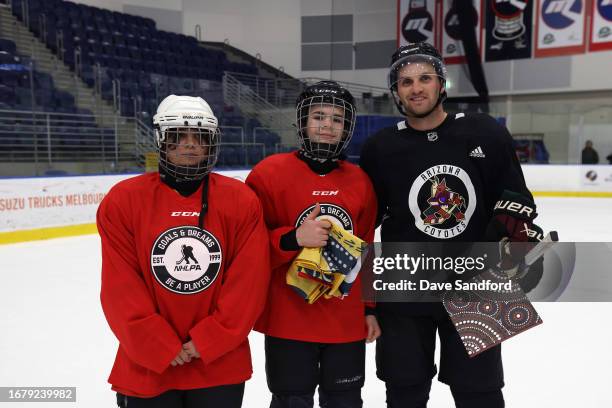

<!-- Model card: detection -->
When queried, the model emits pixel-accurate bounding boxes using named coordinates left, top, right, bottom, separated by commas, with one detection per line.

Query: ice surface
left=1, top=197, right=611, bottom=407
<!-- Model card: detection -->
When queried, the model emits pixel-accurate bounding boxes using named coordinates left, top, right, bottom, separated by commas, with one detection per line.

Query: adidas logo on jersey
left=469, top=146, right=486, bottom=158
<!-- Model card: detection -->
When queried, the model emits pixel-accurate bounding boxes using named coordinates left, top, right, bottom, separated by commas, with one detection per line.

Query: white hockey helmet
left=152, top=95, right=220, bottom=181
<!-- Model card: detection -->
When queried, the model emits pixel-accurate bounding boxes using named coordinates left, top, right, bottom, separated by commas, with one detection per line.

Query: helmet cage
left=296, top=95, right=356, bottom=160
left=154, top=125, right=220, bottom=181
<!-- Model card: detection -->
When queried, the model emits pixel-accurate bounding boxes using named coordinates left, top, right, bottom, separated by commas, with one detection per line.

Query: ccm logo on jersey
left=312, top=190, right=339, bottom=196
left=171, top=211, right=200, bottom=217
left=494, top=200, right=533, bottom=217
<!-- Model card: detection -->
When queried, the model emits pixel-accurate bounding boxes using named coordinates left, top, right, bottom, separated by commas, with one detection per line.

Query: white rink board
left=522, top=164, right=612, bottom=192
left=0, top=174, right=131, bottom=233
left=0, top=170, right=251, bottom=233
left=0, top=166, right=611, bottom=233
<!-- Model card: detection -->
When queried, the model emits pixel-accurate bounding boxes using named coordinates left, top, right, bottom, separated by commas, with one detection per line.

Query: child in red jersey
left=98, top=95, right=270, bottom=408
left=246, top=81, right=380, bottom=408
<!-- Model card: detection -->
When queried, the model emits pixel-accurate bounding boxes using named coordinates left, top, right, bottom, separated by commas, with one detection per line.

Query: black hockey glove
left=485, top=190, right=544, bottom=292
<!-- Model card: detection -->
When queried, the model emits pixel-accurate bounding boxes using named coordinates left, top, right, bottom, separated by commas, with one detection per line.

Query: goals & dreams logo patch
left=151, top=226, right=222, bottom=294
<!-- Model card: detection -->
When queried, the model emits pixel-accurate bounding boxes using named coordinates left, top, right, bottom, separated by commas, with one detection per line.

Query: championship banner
left=590, top=0, right=612, bottom=51
left=441, top=0, right=484, bottom=64
left=535, top=0, right=587, bottom=57
left=398, top=0, right=439, bottom=48
left=485, top=0, right=534, bottom=61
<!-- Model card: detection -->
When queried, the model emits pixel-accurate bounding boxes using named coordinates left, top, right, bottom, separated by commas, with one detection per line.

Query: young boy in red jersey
left=98, top=95, right=270, bottom=408
left=246, top=81, right=380, bottom=408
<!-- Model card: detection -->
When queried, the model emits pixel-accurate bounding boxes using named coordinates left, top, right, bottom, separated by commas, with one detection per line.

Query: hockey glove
left=485, top=190, right=544, bottom=292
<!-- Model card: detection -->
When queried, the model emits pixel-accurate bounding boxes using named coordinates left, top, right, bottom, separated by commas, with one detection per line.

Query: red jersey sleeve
left=245, top=166, right=299, bottom=269
left=189, top=194, right=270, bottom=365
left=98, top=189, right=183, bottom=375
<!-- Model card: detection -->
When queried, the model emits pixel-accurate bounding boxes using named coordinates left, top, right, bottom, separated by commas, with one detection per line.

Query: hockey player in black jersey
left=359, top=42, right=545, bottom=408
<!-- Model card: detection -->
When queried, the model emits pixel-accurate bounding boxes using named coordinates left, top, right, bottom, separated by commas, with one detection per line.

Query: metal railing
left=222, top=72, right=294, bottom=144
left=133, top=117, right=276, bottom=169
left=0, top=108, right=139, bottom=175
left=218, top=142, right=267, bottom=167
left=134, top=115, right=155, bottom=151
left=225, top=72, right=394, bottom=113
left=20, top=0, right=28, bottom=28
left=133, top=120, right=250, bottom=155
left=252, top=126, right=294, bottom=143
left=302, top=76, right=389, bottom=97
left=225, top=72, right=302, bottom=107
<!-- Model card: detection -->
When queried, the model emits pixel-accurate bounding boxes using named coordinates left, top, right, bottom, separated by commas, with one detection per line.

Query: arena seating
left=10, top=0, right=257, bottom=116
left=346, top=115, right=403, bottom=162
left=0, top=37, right=116, bottom=155
left=0, top=39, right=76, bottom=112
left=5, top=0, right=283, bottom=167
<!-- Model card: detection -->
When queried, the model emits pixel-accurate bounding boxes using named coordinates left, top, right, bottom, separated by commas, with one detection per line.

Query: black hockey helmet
left=388, top=42, right=447, bottom=116
left=295, top=80, right=356, bottom=160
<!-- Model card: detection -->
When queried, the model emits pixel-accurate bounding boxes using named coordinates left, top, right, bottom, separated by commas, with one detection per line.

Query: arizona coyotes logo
left=408, top=164, right=476, bottom=239
left=422, top=177, right=467, bottom=225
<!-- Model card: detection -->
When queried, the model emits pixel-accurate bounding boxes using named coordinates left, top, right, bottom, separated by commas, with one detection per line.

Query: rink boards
left=1, top=165, right=611, bottom=244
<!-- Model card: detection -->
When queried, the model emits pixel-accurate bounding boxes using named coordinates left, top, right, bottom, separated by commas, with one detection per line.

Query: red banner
left=535, top=0, right=587, bottom=57
left=590, top=0, right=612, bottom=51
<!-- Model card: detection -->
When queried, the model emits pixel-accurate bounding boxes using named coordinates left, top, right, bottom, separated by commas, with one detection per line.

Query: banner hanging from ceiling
left=441, top=0, right=484, bottom=64
left=398, top=0, right=440, bottom=48
left=485, top=0, right=534, bottom=61
left=590, top=0, right=612, bottom=51
left=535, top=0, right=587, bottom=57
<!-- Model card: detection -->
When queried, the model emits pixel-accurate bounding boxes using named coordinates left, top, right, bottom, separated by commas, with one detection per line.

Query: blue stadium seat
left=54, top=89, right=75, bottom=108
left=14, top=86, right=33, bottom=106
left=0, top=84, right=16, bottom=103
left=0, top=39, right=17, bottom=55
left=3, top=0, right=260, bottom=131
left=0, top=69, right=28, bottom=87
left=34, top=72, right=53, bottom=89
left=0, top=51, right=20, bottom=64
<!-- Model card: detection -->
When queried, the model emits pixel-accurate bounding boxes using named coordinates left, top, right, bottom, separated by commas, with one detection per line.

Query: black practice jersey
left=360, top=112, right=531, bottom=243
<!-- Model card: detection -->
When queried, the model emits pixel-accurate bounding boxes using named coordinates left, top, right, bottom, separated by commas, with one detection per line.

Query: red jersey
left=245, top=152, right=377, bottom=343
left=97, top=172, right=270, bottom=397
